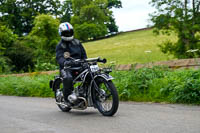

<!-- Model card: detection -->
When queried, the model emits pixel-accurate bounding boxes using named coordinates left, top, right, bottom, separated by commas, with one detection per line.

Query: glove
left=64, top=60, right=81, bottom=67
left=72, top=61, right=81, bottom=67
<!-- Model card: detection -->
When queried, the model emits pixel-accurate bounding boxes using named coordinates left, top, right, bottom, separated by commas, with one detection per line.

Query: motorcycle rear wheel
left=92, top=78, right=119, bottom=116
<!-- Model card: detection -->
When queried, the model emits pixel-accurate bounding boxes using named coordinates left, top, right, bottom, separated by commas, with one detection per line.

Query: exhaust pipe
left=56, top=97, right=88, bottom=110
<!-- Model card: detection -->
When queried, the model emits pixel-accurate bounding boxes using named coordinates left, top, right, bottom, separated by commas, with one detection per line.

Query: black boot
left=61, top=69, right=73, bottom=103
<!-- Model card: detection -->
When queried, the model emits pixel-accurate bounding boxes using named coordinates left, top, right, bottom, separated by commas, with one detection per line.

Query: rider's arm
left=56, top=45, right=67, bottom=68
left=56, top=44, right=80, bottom=68
left=80, top=43, right=87, bottom=59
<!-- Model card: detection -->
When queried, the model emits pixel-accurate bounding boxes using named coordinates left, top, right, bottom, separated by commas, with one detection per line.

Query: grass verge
left=0, top=67, right=200, bottom=105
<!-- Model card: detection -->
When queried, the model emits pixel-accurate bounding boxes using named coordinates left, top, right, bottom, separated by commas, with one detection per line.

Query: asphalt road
left=0, top=96, right=200, bottom=133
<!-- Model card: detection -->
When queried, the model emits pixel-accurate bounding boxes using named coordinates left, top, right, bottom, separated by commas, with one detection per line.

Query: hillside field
left=84, top=29, right=177, bottom=65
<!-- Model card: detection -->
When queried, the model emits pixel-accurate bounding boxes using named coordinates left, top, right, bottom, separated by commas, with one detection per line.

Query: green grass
left=1, top=67, right=200, bottom=104
left=0, top=74, right=54, bottom=97
left=84, top=29, right=177, bottom=64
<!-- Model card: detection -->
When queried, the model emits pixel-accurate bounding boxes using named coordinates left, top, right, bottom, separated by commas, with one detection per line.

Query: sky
left=112, top=0, right=155, bottom=32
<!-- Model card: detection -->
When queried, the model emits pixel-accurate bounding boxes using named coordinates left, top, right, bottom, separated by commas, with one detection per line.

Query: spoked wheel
left=54, top=80, right=71, bottom=112
left=92, top=77, right=119, bottom=116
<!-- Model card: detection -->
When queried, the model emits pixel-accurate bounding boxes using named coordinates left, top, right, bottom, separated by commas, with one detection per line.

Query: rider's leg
left=61, top=69, right=73, bottom=102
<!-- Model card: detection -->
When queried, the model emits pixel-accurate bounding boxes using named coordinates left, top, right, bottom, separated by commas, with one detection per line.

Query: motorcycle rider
left=56, top=22, right=87, bottom=104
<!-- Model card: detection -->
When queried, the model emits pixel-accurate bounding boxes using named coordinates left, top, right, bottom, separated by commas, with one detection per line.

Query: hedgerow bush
left=0, top=74, right=54, bottom=97
left=0, top=67, right=200, bottom=104
left=113, top=67, right=200, bottom=104
left=5, top=42, right=35, bottom=72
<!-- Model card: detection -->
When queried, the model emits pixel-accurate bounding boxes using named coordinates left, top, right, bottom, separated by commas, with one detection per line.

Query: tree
left=75, top=23, right=107, bottom=41
left=0, top=25, right=17, bottom=73
left=0, top=0, right=61, bottom=36
left=0, top=25, right=18, bottom=54
left=5, top=42, right=35, bottom=72
left=107, top=0, right=122, bottom=33
left=60, top=0, right=73, bottom=23
left=107, top=0, right=122, bottom=9
left=0, top=24, right=35, bottom=72
left=71, top=0, right=110, bottom=41
left=150, top=0, right=200, bottom=58
left=28, top=14, right=60, bottom=54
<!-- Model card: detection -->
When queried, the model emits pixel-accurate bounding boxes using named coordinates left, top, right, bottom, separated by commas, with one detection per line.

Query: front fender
left=94, top=73, right=114, bottom=81
left=87, top=73, right=114, bottom=107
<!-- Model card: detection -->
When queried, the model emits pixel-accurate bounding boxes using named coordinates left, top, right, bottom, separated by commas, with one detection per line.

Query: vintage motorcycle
left=50, top=57, right=119, bottom=116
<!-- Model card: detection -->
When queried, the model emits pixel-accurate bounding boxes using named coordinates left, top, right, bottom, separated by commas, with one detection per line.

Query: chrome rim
left=97, top=82, right=113, bottom=112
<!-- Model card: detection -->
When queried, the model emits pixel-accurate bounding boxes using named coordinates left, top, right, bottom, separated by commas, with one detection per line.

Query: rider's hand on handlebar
left=73, top=61, right=82, bottom=67
left=64, top=60, right=81, bottom=67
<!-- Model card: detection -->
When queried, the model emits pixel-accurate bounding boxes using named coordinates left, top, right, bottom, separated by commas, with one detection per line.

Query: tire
left=54, top=79, right=72, bottom=112
left=92, top=77, right=119, bottom=116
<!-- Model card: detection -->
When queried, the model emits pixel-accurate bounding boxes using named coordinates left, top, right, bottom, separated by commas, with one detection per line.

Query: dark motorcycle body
left=50, top=57, right=119, bottom=116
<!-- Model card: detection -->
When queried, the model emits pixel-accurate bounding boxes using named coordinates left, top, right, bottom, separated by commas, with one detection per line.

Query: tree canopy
left=0, top=0, right=122, bottom=73
left=0, top=0, right=61, bottom=36
left=28, top=14, right=60, bottom=54
left=0, top=0, right=121, bottom=37
left=71, top=0, right=121, bottom=41
left=150, top=0, right=200, bottom=58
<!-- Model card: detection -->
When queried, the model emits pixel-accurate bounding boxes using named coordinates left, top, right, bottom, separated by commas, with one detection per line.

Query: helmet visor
left=61, top=29, right=74, bottom=37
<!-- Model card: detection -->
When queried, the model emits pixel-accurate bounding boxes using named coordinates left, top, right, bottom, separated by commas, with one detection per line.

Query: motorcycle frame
left=50, top=60, right=114, bottom=108
left=72, top=66, right=114, bottom=107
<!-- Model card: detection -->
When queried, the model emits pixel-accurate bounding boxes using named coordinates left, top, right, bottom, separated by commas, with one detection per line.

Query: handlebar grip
left=98, top=58, right=107, bottom=63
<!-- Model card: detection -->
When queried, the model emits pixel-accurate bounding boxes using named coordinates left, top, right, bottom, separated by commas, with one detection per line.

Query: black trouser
left=61, top=69, right=73, bottom=102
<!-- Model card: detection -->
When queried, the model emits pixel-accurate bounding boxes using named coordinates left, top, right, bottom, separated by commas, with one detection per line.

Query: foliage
left=0, top=0, right=61, bottom=36
left=75, top=23, right=108, bottom=41
left=0, top=56, right=12, bottom=73
left=1, top=67, right=200, bottom=104
left=0, top=74, right=54, bottom=97
left=0, top=0, right=122, bottom=39
left=34, top=60, right=58, bottom=71
left=106, top=17, right=119, bottom=33
left=5, top=42, right=35, bottom=72
left=113, top=67, right=168, bottom=101
left=0, top=14, right=60, bottom=73
left=71, top=0, right=122, bottom=41
left=106, top=0, right=122, bottom=33
left=0, top=25, right=18, bottom=73
left=150, top=0, right=200, bottom=59
left=1, top=28, right=176, bottom=73
left=22, top=14, right=60, bottom=71
left=0, top=25, right=18, bottom=53
left=107, top=0, right=122, bottom=8
left=60, top=0, right=73, bottom=23
left=113, top=67, right=200, bottom=104
left=71, top=0, right=108, bottom=41
left=28, top=14, right=60, bottom=55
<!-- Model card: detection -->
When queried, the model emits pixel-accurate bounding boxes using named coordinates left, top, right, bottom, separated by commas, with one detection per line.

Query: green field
left=84, top=29, right=177, bottom=65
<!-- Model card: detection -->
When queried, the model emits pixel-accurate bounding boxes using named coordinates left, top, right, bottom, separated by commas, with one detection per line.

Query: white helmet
left=58, top=22, right=74, bottom=41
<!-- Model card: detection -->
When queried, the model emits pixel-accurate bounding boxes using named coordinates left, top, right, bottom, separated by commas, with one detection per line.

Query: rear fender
left=51, top=76, right=63, bottom=92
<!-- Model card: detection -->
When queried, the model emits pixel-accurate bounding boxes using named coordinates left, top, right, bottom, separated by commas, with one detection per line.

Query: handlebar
left=86, top=57, right=107, bottom=63
left=75, top=57, right=107, bottom=64
left=97, top=58, right=107, bottom=63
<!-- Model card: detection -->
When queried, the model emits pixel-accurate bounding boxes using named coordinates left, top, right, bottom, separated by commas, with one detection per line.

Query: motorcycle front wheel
left=92, top=77, right=119, bottom=116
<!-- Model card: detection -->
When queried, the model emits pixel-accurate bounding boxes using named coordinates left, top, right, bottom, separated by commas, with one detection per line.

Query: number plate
left=90, top=65, right=99, bottom=72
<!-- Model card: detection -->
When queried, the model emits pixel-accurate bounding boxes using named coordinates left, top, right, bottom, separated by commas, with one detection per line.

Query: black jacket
left=56, top=39, right=87, bottom=69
